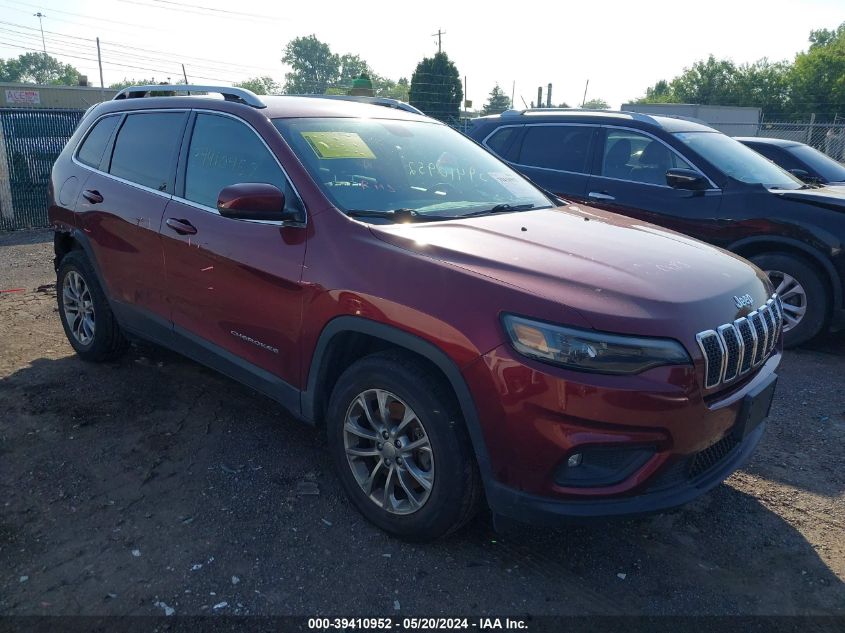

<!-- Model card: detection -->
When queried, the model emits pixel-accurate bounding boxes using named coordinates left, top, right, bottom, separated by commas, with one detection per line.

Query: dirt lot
left=1, top=230, right=843, bottom=619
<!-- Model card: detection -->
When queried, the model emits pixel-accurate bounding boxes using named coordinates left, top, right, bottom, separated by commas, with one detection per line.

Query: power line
left=115, top=0, right=275, bottom=23
left=0, top=38, right=241, bottom=82
left=127, top=0, right=278, bottom=20
left=0, top=0, right=174, bottom=31
left=0, top=19, right=282, bottom=76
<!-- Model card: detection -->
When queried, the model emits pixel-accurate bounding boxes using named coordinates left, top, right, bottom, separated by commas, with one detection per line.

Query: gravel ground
left=0, top=229, right=843, bottom=618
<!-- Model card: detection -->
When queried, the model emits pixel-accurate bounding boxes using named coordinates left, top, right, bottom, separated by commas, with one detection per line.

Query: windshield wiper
left=459, top=203, right=537, bottom=218
left=346, top=208, right=451, bottom=223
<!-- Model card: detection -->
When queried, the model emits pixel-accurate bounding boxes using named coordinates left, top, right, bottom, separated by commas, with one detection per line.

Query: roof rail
left=290, top=94, right=424, bottom=115
left=501, top=107, right=577, bottom=116
left=112, top=84, right=266, bottom=109
left=500, top=107, right=661, bottom=123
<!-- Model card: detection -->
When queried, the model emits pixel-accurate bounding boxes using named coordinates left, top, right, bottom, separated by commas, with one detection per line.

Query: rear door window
left=518, top=125, right=594, bottom=173
left=77, top=115, right=120, bottom=169
left=109, top=112, right=186, bottom=192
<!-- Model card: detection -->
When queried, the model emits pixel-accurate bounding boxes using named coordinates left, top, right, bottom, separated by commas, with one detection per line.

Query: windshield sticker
left=488, top=171, right=538, bottom=197
left=300, top=131, right=376, bottom=160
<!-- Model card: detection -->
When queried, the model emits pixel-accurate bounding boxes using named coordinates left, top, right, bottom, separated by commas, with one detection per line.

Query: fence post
left=0, top=117, right=13, bottom=227
left=806, top=113, right=815, bottom=144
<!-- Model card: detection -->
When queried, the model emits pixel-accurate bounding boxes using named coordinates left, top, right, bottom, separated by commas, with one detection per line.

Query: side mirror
left=217, top=183, right=303, bottom=222
left=666, top=168, right=710, bottom=191
left=788, top=168, right=816, bottom=184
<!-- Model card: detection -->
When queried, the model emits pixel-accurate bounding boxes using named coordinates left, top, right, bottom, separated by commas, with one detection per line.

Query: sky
left=0, top=0, right=842, bottom=109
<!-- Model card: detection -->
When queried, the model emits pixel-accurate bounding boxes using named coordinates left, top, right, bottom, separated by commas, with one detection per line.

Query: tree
left=376, top=77, right=410, bottom=102
left=409, top=52, right=462, bottom=123
left=808, top=22, right=845, bottom=49
left=108, top=77, right=162, bottom=90
left=0, top=52, right=80, bottom=85
left=734, top=59, right=790, bottom=117
left=482, top=83, right=511, bottom=115
left=234, top=76, right=281, bottom=95
left=634, top=56, right=789, bottom=115
left=280, top=35, right=408, bottom=101
left=338, top=54, right=372, bottom=86
left=789, top=22, right=845, bottom=119
left=633, top=22, right=845, bottom=119
left=641, top=79, right=675, bottom=103
left=281, top=34, right=339, bottom=94
left=582, top=98, right=609, bottom=109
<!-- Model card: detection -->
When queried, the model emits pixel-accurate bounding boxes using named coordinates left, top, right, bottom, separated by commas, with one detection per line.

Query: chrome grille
left=749, top=310, right=767, bottom=366
left=696, top=294, right=782, bottom=389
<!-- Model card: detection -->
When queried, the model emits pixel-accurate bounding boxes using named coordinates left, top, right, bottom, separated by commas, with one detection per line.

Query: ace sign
left=5, top=89, right=41, bottom=106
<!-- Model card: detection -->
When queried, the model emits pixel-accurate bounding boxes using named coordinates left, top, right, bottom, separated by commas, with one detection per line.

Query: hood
left=369, top=205, right=771, bottom=338
left=774, top=186, right=845, bottom=212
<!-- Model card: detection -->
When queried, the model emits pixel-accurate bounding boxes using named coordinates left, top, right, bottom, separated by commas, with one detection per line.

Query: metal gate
left=0, top=108, right=84, bottom=231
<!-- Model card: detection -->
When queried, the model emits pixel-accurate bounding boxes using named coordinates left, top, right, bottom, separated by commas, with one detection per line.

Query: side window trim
left=481, top=124, right=523, bottom=161
left=505, top=123, right=599, bottom=176
left=175, top=108, right=307, bottom=225
left=594, top=124, right=720, bottom=190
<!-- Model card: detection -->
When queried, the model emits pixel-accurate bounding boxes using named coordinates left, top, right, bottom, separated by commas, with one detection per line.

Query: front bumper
left=462, top=342, right=780, bottom=522
left=486, top=421, right=764, bottom=525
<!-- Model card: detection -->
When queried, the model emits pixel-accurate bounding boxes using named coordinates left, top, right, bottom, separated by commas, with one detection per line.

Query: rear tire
left=750, top=253, right=827, bottom=348
left=57, top=251, right=129, bottom=361
left=326, top=351, right=481, bottom=540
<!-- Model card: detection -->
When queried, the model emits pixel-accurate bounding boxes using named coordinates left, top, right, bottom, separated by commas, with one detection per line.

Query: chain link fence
left=0, top=108, right=84, bottom=231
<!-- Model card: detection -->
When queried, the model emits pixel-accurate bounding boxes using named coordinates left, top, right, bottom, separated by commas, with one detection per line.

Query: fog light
left=555, top=446, right=656, bottom=488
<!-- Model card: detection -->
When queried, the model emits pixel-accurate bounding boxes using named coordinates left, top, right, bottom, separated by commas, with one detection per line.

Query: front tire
left=57, top=251, right=129, bottom=361
left=750, top=253, right=827, bottom=348
left=327, top=351, right=481, bottom=540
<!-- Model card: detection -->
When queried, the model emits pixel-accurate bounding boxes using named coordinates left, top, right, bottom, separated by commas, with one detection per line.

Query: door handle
left=165, top=218, right=198, bottom=235
left=587, top=191, right=615, bottom=201
left=82, top=189, right=104, bottom=204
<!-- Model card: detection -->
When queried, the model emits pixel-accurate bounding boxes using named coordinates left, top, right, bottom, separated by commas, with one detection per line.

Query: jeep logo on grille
left=733, top=294, right=754, bottom=309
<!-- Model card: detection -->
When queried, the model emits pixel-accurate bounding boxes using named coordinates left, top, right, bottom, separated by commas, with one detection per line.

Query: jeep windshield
left=674, top=131, right=803, bottom=190
left=273, top=118, right=553, bottom=221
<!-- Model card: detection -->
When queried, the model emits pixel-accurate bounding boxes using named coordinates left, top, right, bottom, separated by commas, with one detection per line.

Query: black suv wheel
left=327, top=351, right=481, bottom=540
left=751, top=253, right=827, bottom=348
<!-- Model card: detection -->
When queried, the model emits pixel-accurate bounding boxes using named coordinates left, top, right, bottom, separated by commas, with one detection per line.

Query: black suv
left=469, top=109, right=845, bottom=347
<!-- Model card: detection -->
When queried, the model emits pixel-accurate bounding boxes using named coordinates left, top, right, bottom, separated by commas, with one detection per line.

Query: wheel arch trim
left=54, top=228, right=115, bottom=305
left=302, top=316, right=494, bottom=485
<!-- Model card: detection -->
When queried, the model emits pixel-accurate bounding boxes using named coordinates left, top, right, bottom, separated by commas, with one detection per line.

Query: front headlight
left=502, top=314, right=691, bottom=375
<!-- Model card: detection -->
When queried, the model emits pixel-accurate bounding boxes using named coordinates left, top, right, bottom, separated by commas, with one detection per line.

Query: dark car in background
left=469, top=110, right=845, bottom=346
left=736, top=137, right=845, bottom=186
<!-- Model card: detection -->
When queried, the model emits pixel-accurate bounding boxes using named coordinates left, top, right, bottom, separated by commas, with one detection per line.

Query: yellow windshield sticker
left=300, top=131, right=376, bottom=159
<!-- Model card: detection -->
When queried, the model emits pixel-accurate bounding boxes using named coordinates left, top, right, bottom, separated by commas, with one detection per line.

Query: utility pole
left=432, top=29, right=445, bottom=53
left=33, top=12, right=46, bottom=55
left=511, top=80, right=515, bottom=109
left=96, top=37, right=104, bottom=97
left=581, top=79, right=589, bottom=107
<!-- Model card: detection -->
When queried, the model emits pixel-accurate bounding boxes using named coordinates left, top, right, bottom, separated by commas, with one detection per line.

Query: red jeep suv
left=48, top=85, right=782, bottom=539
